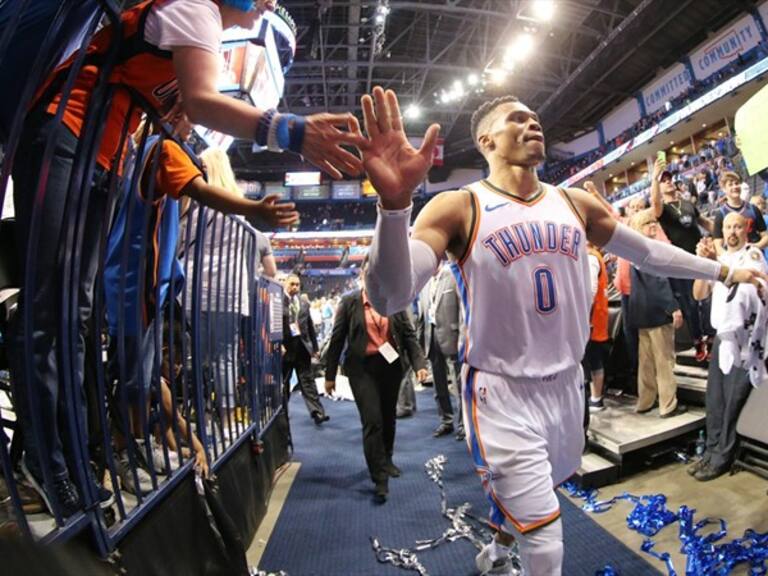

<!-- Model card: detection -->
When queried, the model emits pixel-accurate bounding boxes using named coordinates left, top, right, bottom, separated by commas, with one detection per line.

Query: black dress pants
left=429, top=338, right=454, bottom=426
left=705, top=335, right=753, bottom=470
left=349, top=355, right=402, bottom=483
left=283, top=343, right=325, bottom=419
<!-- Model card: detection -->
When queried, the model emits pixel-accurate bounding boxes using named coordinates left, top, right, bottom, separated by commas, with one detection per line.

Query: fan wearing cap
left=712, top=171, right=768, bottom=257
left=650, top=156, right=714, bottom=363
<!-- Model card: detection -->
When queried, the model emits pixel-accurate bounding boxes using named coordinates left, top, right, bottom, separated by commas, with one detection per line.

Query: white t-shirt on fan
left=144, top=0, right=223, bottom=54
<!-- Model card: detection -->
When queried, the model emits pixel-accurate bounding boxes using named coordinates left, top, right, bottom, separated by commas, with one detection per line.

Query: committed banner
left=642, top=63, right=693, bottom=114
left=688, top=14, right=761, bottom=80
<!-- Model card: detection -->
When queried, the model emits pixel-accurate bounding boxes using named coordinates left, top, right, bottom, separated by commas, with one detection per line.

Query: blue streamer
left=595, top=565, right=619, bottom=576
left=563, top=482, right=768, bottom=575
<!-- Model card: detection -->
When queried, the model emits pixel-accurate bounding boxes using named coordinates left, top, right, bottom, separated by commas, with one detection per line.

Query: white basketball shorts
left=461, top=364, right=585, bottom=534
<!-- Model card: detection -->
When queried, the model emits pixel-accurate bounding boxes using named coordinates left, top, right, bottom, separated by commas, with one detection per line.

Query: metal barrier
left=0, top=0, right=285, bottom=557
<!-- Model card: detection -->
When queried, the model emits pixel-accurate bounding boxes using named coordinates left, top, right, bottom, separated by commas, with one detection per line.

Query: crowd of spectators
left=291, top=194, right=432, bottom=232
left=541, top=43, right=767, bottom=185
left=607, top=136, right=740, bottom=207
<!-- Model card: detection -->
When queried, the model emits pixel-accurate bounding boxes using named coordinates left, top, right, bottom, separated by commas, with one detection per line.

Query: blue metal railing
left=0, top=0, right=285, bottom=556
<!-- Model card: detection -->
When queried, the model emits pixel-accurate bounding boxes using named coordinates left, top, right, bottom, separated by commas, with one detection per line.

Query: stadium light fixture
left=488, top=68, right=508, bottom=85
left=405, top=104, right=421, bottom=119
left=517, top=0, right=556, bottom=23
left=506, top=33, right=535, bottom=63
left=531, top=0, right=555, bottom=22
left=467, top=73, right=479, bottom=86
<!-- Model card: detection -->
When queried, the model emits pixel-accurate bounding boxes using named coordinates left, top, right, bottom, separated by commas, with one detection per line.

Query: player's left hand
left=356, top=86, right=440, bottom=209
left=731, top=267, right=768, bottom=289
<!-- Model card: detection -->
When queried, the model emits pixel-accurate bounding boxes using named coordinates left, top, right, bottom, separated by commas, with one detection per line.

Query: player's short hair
left=719, top=170, right=741, bottom=187
left=470, top=95, right=520, bottom=153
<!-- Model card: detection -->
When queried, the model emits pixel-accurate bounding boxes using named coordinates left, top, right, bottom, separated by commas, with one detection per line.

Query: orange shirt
left=143, top=140, right=202, bottom=200
left=38, top=1, right=177, bottom=171
left=362, top=290, right=391, bottom=356
left=589, top=247, right=609, bottom=342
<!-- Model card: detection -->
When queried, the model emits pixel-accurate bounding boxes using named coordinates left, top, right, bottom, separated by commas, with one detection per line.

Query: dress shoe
left=660, top=405, right=688, bottom=419
left=687, top=457, right=709, bottom=477
left=396, top=409, right=413, bottom=419
left=694, top=462, right=727, bottom=482
left=635, top=401, right=658, bottom=414
left=373, top=480, right=389, bottom=503
left=433, top=423, right=454, bottom=438
left=385, top=462, right=401, bottom=478
left=312, top=412, right=330, bottom=425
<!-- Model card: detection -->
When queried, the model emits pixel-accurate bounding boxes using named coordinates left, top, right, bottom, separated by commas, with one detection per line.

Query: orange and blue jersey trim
left=450, top=262, right=471, bottom=364
left=464, top=365, right=561, bottom=535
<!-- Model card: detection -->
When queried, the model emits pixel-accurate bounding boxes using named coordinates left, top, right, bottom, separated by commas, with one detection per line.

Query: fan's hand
left=245, top=194, right=299, bottom=228
left=301, top=113, right=368, bottom=179
left=357, top=87, right=440, bottom=210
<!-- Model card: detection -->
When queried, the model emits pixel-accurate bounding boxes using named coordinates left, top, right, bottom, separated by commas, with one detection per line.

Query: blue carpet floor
left=259, top=391, right=660, bottom=576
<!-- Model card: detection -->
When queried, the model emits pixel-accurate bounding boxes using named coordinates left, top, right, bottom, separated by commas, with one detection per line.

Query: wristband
left=267, top=113, right=290, bottom=152
left=288, top=115, right=306, bottom=154
left=377, top=202, right=413, bottom=217
left=254, top=108, right=277, bottom=147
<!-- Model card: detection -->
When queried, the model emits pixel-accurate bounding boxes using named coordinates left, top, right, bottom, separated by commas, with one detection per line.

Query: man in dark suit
left=419, top=264, right=465, bottom=440
left=324, top=259, right=428, bottom=503
left=282, top=274, right=328, bottom=425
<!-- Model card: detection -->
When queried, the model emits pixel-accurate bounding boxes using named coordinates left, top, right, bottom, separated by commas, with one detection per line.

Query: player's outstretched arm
left=355, top=86, right=445, bottom=314
left=573, top=187, right=768, bottom=288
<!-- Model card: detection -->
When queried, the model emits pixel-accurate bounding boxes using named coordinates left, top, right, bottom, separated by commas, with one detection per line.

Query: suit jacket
left=324, top=289, right=427, bottom=380
left=418, top=266, right=462, bottom=357
left=283, top=293, right=318, bottom=357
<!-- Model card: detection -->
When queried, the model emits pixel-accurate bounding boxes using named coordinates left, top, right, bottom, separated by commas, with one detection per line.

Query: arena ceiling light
left=516, top=0, right=556, bottom=23
left=506, top=33, right=535, bottom=63
left=404, top=104, right=421, bottom=120
left=531, top=0, right=556, bottom=22
left=488, top=68, right=509, bottom=85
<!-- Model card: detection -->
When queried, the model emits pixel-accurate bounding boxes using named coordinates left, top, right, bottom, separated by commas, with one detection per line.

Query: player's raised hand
left=357, top=87, right=440, bottom=209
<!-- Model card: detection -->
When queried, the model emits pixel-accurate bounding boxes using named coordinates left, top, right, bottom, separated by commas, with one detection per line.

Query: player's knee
left=516, top=517, right=564, bottom=576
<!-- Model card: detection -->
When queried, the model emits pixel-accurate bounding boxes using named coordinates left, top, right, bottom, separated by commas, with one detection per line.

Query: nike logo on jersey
left=485, top=202, right=510, bottom=212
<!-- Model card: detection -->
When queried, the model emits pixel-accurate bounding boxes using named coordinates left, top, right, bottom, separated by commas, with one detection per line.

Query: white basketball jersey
left=450, top=180, right=591, bottom=378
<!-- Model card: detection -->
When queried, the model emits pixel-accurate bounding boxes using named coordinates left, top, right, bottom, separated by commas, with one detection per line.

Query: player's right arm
left=365, top=191, right=467, bottom=315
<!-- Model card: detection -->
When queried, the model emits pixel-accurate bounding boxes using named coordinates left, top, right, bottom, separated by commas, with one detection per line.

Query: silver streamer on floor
left=370, top=454, right=523, bottom=575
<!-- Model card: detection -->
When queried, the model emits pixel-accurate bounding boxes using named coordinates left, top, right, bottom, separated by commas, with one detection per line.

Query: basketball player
left=353, top=87, right=767, bottom=576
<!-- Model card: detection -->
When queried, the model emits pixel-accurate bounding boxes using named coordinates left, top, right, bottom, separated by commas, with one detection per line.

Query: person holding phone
left=650, top=154, right=714, bottom=362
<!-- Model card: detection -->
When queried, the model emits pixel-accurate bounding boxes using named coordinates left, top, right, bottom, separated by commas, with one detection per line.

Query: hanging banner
left=641, top=63, right=693, bottom=114
left=689, top=14, right=761, bottom=80
left=759, top=0, right=768, bottom=34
